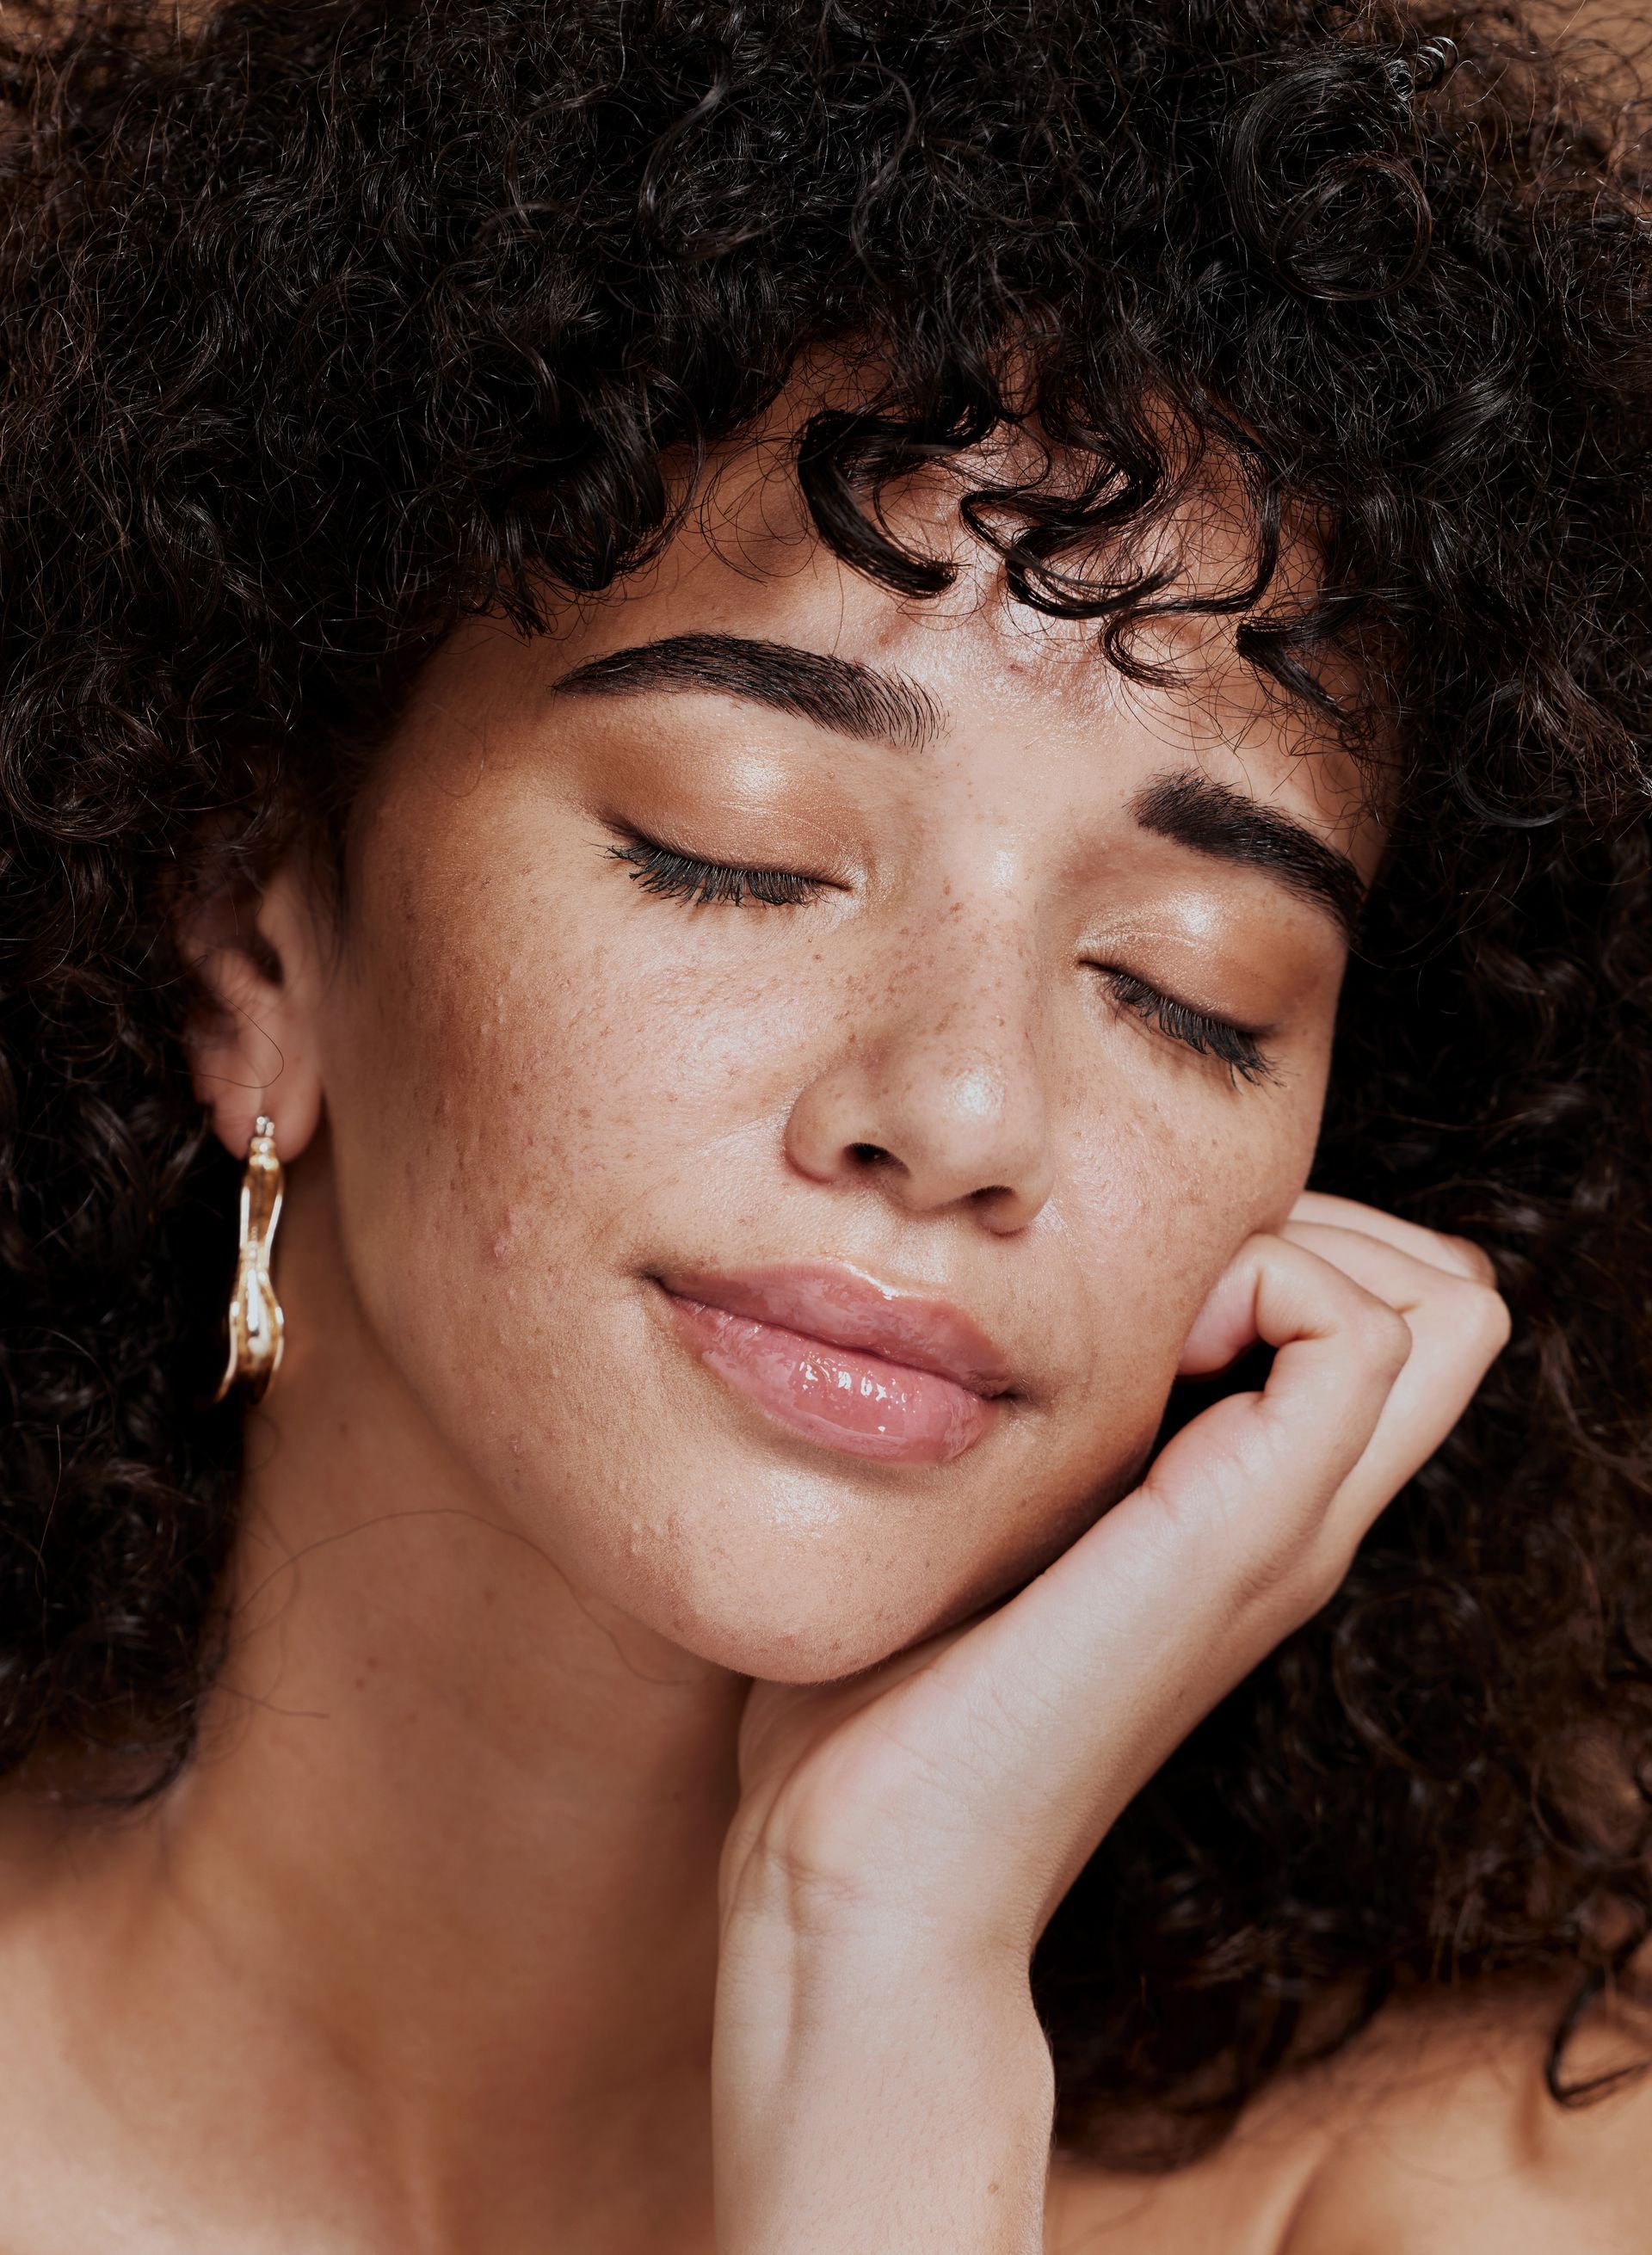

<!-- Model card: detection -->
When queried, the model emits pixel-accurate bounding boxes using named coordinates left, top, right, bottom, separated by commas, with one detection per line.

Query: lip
left=654, top=1263, right=1015, bottom=1466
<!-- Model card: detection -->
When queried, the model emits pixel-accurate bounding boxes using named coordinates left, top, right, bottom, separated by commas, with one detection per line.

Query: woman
left=1, top=0, right=1649, bottom=2246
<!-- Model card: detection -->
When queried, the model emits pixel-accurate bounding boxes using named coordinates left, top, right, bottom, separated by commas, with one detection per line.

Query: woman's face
left=256, top=444, right=1381, bottom=1681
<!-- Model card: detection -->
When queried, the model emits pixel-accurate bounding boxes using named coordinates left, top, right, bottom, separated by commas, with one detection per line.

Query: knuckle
left=1301, top=1532, right=1359, bottom=1614
left=1441, top=1233, right=1499, bottom=1288
left=1470, top=1284, right=1513, bottom=1354
left=737, top=1794, right=897, bottom=1936
left=1232, top=1525, right=1350, bottom=1630
left=1227, top=1539, right=1297, bottom=1617
left=1356, top=1299, right=1413, bottom=1374
left=1226, top=1478, right=1348, bottom=1616
left=1433, top=1274, right=1513, bottom=1358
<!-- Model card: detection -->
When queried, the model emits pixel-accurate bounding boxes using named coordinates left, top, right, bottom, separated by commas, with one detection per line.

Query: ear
left=176, top=856, right=328, bottom=1166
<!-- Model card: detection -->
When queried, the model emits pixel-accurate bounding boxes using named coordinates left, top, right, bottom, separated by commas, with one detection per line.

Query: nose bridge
left=892, top=903, right=1043, bottom=1137
left=785, top=881, right=1056, bottom=1227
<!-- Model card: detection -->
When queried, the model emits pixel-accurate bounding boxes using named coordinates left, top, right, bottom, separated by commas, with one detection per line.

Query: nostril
left=848, top=1141, right=895, bottom=1168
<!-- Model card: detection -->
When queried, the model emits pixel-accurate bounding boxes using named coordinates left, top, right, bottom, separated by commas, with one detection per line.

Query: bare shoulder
left=1279, top=1976, right=1652, bottom=2255
left=1044, top=1975, right=1652, bottom=2255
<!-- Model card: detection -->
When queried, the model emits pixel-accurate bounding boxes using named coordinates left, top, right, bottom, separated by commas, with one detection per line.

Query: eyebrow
left=1131, top=769, right=1366, bottom=939
left=552, top=632, right=943, bottom=750
left=555, top=634, right=1364, bottom=936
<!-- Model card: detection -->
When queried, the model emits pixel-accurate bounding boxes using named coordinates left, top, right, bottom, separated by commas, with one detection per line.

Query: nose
left=783, top=935, right=1055, bottom=1233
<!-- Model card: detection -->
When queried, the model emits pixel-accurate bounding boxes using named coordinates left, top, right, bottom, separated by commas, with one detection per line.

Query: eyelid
left=604, top=819, right=843, bottom=881
left=604, top=825, right=840, bottom=909
left=1100, top=966, right=1277, bottom=1086
left=607, top=826, right=1277, bottom=1081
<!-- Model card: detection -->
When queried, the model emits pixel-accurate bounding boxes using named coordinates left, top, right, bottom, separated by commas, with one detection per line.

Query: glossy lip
left=658, top=1262, right=1017, bottom=1396
left=651, top=1262, right=1018, bottom=1467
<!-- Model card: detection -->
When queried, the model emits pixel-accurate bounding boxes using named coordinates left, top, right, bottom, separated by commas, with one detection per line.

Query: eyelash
left=1106, top=969, right=1274, bottom=1086
left=607, top=835, right=826, bottom=908
left=608, top=835, right=1274, bottom=1084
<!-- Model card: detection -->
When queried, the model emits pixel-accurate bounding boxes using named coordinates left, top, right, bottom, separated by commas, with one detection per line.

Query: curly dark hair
left=2, top=0, right=1650, bottom=2169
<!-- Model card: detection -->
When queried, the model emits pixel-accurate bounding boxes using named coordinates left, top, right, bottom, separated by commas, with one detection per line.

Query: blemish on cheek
left=489, top=1205, right=523, bottom=1265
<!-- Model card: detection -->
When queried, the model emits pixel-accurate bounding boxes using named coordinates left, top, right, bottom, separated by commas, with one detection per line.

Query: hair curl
left=2, top=0, right=1650, bottom=2168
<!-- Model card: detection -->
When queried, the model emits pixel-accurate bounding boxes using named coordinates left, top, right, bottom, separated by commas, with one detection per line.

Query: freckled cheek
left=1058, top=1093, right=1322, bottom=1379
left=329, top=872, right=815, bottom=1283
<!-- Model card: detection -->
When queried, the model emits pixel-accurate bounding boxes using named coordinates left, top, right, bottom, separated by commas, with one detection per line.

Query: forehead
left=522, top=412, right=1385, bottom=882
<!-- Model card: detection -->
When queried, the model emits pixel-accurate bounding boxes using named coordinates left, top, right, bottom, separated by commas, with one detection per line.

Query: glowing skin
left=262, top=436, right=1374, bottom=1686
left=0, top=416, right=1478, bottom=2255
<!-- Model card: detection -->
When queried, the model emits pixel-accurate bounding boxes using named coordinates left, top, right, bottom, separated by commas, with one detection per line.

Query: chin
left=648, top=1591, right=952, bottom=1685
left=589, top=1485, right=1063, bottom=1686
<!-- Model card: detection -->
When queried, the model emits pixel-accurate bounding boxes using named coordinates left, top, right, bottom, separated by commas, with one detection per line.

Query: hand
left=712, top=1194, right=1510, bottom=2253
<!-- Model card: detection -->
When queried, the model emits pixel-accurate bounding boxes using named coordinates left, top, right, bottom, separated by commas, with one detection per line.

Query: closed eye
left=608, top=832, right=1276, bottom=1082
left=1101, top=968, right=1275, bottom=1085
left=606, top=832, right=833, bottom=908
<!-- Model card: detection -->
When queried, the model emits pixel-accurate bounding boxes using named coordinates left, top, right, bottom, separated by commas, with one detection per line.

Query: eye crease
left=607, top=832, right=1275, bottom=1086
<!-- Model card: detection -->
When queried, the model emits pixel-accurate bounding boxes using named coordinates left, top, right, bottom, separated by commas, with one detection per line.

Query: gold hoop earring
left=214, top=1114, right=286, bottom=1404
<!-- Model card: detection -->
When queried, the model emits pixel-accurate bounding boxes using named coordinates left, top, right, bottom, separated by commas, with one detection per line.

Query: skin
left=1044, top=1974, right=1652, bottom=2252
left=0, top=424, right=1556, bottom=2252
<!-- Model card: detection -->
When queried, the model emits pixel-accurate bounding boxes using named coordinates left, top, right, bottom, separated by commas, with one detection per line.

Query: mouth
left=651, top=1262, right=1017, bottom=1467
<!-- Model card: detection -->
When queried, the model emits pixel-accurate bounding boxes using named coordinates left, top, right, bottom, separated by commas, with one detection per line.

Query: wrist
left=713, top=1920, right=1054, bottom=2255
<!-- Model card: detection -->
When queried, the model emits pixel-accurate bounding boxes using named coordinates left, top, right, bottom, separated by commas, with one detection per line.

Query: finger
left=1285, top=1190, right=1496, bottom=1286
left=1277, top=1227, right=1510, bottom=1540
left=791, top=1235, right=1439, bottom=1957
left=961, top=1235, right=1416, bottom=1925
left=1280, top=1217, right=1501, bottom=1314
left=818, top=1232, right=1495, bottom=1954
left=933, top=1238, right=1407, bottom=1824
left=1177, top=1216, right=1415, bottom=1375
left=1179, top=1200, right=1493, bottom=1377
left=1146, top=1231, right=1415, bottom=1559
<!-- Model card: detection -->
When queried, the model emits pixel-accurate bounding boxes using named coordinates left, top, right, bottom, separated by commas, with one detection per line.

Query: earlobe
left=176, top=858, right=326, bottom=1167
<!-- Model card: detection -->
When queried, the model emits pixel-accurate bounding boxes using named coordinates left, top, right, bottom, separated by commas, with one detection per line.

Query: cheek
left=309, top=796, right=1333, bottom=1683
left=327, top=847, right=761, bottom=1280
left=315, top=820, right=845, bottom=1525
left=1055, top=1065, right=1326, bottom=1396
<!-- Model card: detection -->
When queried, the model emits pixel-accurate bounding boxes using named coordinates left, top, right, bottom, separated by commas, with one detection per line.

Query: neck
left=41, top=1189, right=747, bottom=2252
